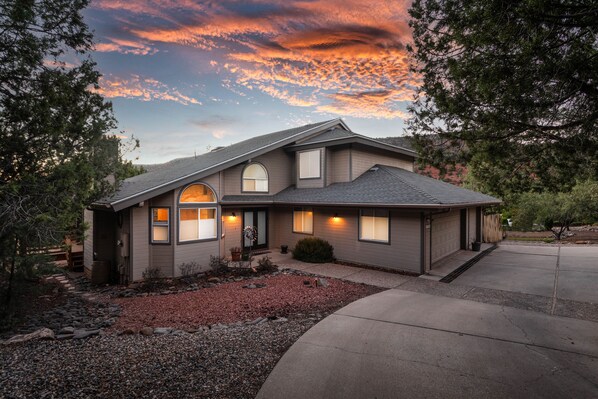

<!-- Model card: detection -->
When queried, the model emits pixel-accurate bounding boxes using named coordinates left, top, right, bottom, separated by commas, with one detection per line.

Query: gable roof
left=94, top=119, right=349, bottom=211
left=221, top=165, right=500, bottom=208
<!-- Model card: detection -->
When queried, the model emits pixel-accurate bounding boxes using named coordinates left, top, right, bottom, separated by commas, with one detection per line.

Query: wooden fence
left=483, top=214, right=503, bottom=243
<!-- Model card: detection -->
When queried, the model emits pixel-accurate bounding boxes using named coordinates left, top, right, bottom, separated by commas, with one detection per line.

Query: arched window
left=242, top=163, right=268, bottom=192
left=178, top=183, right=217, bottom=242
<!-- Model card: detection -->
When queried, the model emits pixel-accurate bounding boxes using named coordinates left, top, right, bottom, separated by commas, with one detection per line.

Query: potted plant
left=472, top=241, right=481, bottom=251
left=230, top=246, right=242, bottom=261
left=280, top=244, right=288, bottom=254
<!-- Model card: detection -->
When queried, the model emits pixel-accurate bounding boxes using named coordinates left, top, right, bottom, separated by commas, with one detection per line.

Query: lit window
left=151, top=207, right=170, bottom=244
left=293, top=207, right=313, bottom=234
left=180, top=183, right=216, bottom=203
left=299, top=150, right=321, bottom=179
left=178, top=183, right=218, bottom=242
left=242, top=163, right=268, bottom=192
left=359, top=209, right=389, bottom=243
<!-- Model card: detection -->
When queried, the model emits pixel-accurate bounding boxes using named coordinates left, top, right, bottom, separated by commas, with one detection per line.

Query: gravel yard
left=1, top=272, right=381, bottom=398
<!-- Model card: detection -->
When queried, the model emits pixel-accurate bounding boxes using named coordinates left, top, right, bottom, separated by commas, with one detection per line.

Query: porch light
left=229, top=212, right=237, bottom=221
left=333, top=213, right=340, bottom=222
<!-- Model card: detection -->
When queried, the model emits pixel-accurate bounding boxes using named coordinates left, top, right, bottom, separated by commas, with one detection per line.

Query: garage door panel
left=432, top=211, right=460, bottom=263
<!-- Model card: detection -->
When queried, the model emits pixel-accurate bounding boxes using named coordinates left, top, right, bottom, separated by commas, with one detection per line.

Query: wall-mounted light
left=232, top=212, right=236, bottom=218
left=332, top=213, right=340, bottom=222
left=229, top=212, right=237, bottom=222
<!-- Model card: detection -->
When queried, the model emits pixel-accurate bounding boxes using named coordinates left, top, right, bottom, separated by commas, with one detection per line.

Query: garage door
left=431, top=210, right=461, bottom=264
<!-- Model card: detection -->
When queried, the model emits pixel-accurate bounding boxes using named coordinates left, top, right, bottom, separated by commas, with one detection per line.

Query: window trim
left=358, top=209, right=391, bottom=245
left=176, top=182, right=219, bottom=245
left=298, top=149, right=322, bottom=180
left=241, top=162, right=269, bottom=193
left=292, top=207, right=314, bottom=235
left=150, top=206, right=171, bottom=245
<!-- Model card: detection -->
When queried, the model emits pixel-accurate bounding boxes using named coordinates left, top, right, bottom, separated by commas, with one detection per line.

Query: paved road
left=258, top=245, right=598, bottom=399
left=453, top=244, right=598, bottom=304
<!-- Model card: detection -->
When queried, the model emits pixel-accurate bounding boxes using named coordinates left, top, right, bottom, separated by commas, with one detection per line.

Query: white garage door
left=431, top=210, right=461, bottom=264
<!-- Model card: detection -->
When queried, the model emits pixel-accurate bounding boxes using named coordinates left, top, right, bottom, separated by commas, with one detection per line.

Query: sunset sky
left=84, top=0, right=417, bottom=164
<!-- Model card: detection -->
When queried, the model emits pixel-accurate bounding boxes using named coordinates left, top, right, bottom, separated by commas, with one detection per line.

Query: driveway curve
left=257, top=289, right=598, bottom=399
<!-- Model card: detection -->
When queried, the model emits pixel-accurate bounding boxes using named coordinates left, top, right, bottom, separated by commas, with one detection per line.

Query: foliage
left=512, top=180, right=598, bottom=239
left=292, top=237, right=334, bottom=263
left=178, top=261, right=200, bottom=277
left=256, top=256, right=277, bottom=272
left=209, top=255, right=228, bottom=274
left=142, top=267, right=162, bottom=286
left=408, top=0, right=598, bottom=197
left=0, top=0, right=138, bottom=305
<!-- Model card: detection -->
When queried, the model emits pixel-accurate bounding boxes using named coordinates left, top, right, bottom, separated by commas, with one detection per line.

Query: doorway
left=242, top=209, right=268, bottom=250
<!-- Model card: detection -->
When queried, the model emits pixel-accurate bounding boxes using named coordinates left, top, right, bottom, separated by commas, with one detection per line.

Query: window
left=293, top=207, right=313, bottom=234
left=151, top=207, right=170, bottom=244
left=242, top=163, right=268, bottom=192
left=299, top=150, right=321, bottom=179
left=359, top=209, right=389, bottom=243
left=178, top=183, right=218, bottom=242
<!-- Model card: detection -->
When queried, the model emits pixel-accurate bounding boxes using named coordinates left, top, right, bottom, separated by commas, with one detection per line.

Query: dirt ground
left=505, top=225, right=598, bottom=244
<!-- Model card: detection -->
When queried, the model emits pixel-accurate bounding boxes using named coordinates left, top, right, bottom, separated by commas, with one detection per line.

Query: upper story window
left=299, top=150, right=321, bottom=179
left=178, top=183, right=217, bottom=242
left=242, top=163, right=268, bottom=192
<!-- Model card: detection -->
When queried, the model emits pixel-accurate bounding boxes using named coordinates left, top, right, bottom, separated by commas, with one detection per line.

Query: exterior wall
left=431, top=209, right=461, bottom=264
left=222, top=208, right=242, bottom=255
left=130, top=206, right=149, bottom=281
left=223, top=148, right=294, bottom=196
left=148, top=191, right=175, bottom=277
left=327, top=148, right=351, bottom=184
left=83, top=209, right=94, bottom=269
left=468, top=207, right=477, bottom=248
left=271, top=207, right=422, bottom=273
left=114, top=208, right=130, bottom=282
left=351, top=148, right=414, bottom=179
left=296, top=148, right=325, bottom=188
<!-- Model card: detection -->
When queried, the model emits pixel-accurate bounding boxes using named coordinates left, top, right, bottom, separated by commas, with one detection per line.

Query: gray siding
left=131, top=206, right=149, bottom=281
left=296, top=148, right=325, bottom=188
left=222, top=208, right=242, bottom=255
left=351, top=148, right=414, bottom=179
left=223, top=148, right=294, bottom=196
left=83, top=209, right=94, bottom=269
left=271, top=207, right=421, bottom=273
left=327, top=148, right=351, bottom=184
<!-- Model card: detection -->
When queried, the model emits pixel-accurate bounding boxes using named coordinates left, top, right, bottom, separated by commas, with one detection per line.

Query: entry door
left=243, top=209, right=268, bottom=250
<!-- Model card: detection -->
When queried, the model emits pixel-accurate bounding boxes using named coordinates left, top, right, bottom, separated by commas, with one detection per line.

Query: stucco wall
left=271, top=207, right=422, bottom=273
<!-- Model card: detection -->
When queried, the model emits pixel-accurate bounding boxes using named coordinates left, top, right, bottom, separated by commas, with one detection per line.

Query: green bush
left=292, top=237, right=334, bottom=263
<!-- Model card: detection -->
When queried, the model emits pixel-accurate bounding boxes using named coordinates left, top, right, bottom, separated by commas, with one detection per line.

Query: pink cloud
left=96, top=74, right=201, bottom=105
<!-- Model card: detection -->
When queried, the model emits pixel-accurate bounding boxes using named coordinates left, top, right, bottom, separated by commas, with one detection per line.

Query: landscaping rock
left=73, top=329, right=101, bottom=340
left=58, top=326, right=75, bottom=335
left=56, top=334, right=74, bottom=340
left=316, top=278, right=329, bottom=288
left=140, top=327, right=154, bottom=336
left=207, top=277, right=220, bottom=283
left=3, top=328, right=55, bottom=345
left=153, top=327, right=173, bottom=335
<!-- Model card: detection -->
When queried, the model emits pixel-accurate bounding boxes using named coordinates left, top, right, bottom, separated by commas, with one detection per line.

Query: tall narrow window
left=293, top=207, right=314, bottom=234
left=178, top=183, right=218, bottom=242
left=151, top=207, right=170, bottom=244
left=242, top=163, right=268, bottom=192
left=299, top=150, right=321, bottom=179
left=359, top=209, right=389, bottom=243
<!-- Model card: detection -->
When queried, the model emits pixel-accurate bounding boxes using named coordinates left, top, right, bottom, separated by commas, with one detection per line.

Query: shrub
left=257, top=255, right=277, bottom=272
left=142, top=266, right=162, bottom=288
left=209, top=255, right=228, bottom=274
left=292, top=237, right=334, bottom=263
left=178, top=261, right=200, bottom=277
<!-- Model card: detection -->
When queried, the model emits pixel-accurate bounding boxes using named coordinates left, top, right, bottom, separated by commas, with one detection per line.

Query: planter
left=231, top=251, right=241, bottom=261
left=280, top=245, right=288, bottom=254
left=472, top=242, right=481, bottom=252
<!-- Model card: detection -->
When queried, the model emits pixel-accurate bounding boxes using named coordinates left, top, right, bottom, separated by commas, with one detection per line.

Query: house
left=85, top=119, right=500, bottom=283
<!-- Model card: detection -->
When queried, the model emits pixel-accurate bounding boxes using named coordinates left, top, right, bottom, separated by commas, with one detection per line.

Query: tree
left=0, top=0, right=135, bottom=306
left=408, top=0, right=598, bottom=197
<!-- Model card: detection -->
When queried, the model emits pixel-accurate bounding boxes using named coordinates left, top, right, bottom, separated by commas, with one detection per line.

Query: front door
left=243, top=209, right=268, bottom=251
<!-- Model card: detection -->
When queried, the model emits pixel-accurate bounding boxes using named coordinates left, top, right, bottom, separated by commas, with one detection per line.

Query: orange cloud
left=96, top=75, right=201, bottom=105
left=92, top=0, right=418, bottom=119
left=95, top=37, right=158, bottom=55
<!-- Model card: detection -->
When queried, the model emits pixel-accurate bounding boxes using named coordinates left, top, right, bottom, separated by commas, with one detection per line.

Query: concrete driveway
left=452, top=244, right=598, bottom=304
left=258, top=289, right=598, bottom=399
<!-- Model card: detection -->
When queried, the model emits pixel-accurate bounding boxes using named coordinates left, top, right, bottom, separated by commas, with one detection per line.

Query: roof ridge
left=376, top=165, right=441, bottom=204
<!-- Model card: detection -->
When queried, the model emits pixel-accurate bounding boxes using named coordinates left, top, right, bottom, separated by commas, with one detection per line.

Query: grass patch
left=506, top=237, right=555, bottom=244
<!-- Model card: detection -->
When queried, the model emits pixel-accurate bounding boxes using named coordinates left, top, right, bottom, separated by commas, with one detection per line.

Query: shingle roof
left=221, top=165, right=500, bottom=207
left=97, top=119, right=345, bottom=211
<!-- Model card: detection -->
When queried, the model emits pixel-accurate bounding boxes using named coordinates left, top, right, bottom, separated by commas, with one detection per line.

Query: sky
left=84, top=0, right=418, bottom=164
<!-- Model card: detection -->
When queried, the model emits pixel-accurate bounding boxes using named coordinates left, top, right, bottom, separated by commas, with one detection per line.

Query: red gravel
left=112, top=274, right=380, bottom=330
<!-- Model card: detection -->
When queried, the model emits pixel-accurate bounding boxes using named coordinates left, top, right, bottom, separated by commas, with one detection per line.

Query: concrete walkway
left=258, top=289, right=598, bottom=399
left=423, top=243, right=494, bottom=280
left=268, top=252, right=411, bottom=288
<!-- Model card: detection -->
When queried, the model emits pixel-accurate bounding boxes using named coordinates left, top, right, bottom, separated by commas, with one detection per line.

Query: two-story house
left=85, top=119, right=500, bottom=282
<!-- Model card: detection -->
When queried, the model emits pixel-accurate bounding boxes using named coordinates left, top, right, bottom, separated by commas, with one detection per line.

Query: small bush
left=209, top=255, right=228, bottom=274
left=292, top=237, right=334, bottom=263
left=179, top=261, right=200, bottom=277
left=142, top=266, right=162, bottom=287
left=257, top=256, right=277, bottom=272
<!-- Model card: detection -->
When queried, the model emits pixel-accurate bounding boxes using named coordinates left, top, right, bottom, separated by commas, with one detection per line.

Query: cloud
left=96, top=74, right=201, bottom=105
left=91, top=0, right=418, bottom=119
left=95, top=37, right=158, bottom=55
